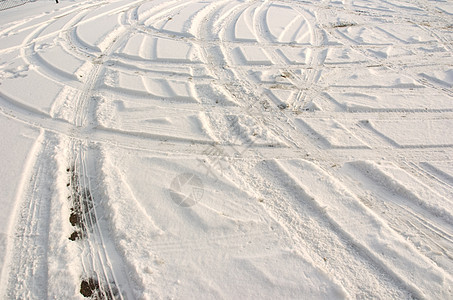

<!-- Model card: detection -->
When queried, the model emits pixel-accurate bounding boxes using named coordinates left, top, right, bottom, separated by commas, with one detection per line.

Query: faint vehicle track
left=341, top=161, right=453, bottom=275
left=2, top=132, right=55, bottom=299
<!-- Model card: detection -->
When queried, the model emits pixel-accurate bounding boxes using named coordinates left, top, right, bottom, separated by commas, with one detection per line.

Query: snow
left=233, top=6, right=257, bottom=42
left=297, top=118, right=369, bottom=149
left=233, top=46, right=273, bottom=65
left=370, top=119, right=453, bottom=147
left=0, top=114, right=39, bottom=284
left=1, top=0, right=453, bottom=299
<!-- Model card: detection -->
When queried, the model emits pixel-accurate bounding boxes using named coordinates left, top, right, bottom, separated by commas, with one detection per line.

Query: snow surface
left=0, top=0, right=453, bottom=299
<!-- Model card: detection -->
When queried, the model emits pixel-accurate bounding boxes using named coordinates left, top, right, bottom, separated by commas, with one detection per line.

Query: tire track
left=211, top=1, right=314, bottom=149
left=1, top=1, right=144, bottom=298
left=1, top=1, right=453, bottom=297
left=341, top=161, right=453, bottom=276
left=224, top=157, right=415, bottom=298
left=316, top=7, right=453, bottom=98
left=67, top=140, right=131, bottom=299
left=58, top=3, right=142, bottom=298
left=193, top=1, right=453, bottom=297
left=2, top=131, right=55, bottom=299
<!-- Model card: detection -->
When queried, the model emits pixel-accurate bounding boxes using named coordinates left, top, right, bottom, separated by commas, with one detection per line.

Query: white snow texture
left=0, top=0, right=453, bottom=299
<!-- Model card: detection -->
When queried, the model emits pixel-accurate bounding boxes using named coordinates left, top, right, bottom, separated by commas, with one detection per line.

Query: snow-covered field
left=0, top=0, right=452, bottom=298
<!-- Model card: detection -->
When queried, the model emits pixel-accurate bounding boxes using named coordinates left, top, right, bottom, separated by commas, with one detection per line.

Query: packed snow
left=0, top=0, right=452, bottom=299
